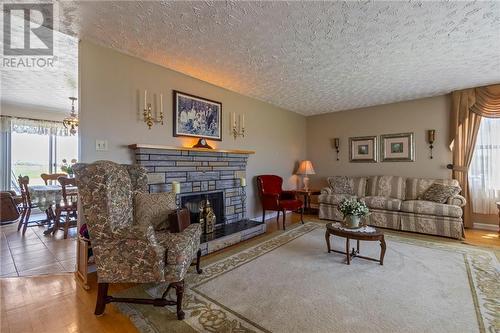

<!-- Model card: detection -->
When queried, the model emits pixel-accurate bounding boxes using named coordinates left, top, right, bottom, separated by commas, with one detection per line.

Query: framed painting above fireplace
left=173, top=90, right=222, bottom=141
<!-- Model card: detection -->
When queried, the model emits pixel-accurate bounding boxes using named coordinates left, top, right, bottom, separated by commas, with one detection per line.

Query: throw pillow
left=134, top=192, right=177, bottom=230
left=328, top=176, right=354, bottom=194
left=420, top=183, right=461, bottom=204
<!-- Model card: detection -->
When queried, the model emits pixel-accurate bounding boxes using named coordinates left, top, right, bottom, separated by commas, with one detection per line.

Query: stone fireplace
left=129, top=144, right=266, bottom=255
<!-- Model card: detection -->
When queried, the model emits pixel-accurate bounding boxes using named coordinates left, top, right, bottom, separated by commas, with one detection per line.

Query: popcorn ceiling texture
left=56, top=0, right=500, bottom=115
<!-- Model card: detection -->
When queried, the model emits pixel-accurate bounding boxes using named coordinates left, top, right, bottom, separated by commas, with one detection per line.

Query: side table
left=295, top=189, right=320, bottom=214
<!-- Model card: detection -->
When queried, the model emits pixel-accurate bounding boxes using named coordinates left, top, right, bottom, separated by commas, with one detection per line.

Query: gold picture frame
left=349, top=136, right=377, bottom=163
left=380, top=132, right=415, bottom=162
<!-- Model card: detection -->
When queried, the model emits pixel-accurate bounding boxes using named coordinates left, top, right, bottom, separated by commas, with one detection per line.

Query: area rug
left=116, top=222, right=499, bottom=333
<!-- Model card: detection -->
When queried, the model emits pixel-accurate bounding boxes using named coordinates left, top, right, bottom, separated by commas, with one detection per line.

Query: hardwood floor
left=1, top=213, right=498, bottom=333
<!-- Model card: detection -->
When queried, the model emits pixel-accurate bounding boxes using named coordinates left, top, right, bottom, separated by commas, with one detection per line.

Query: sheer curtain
left=468, top=117, right=500, bottom=215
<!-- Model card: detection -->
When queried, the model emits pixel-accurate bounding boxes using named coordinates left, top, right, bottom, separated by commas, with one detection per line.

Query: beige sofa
left=319, top=176, right=467, bottom=239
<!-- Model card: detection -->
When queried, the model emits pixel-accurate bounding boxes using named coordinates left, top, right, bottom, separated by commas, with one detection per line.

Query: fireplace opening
left=180, top=191, right=225, bottom=228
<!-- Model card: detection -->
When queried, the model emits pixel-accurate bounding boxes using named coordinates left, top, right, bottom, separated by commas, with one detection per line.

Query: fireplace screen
left=180, top=191, right=225, bottom=227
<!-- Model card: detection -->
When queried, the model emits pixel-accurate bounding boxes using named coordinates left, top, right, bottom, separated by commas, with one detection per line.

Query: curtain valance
left=0, top=115, right=70, bottom=136
left=471, top=84, right=500, bottom=118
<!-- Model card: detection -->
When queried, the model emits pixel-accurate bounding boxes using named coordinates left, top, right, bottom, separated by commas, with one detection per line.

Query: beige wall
left=306, top=95, right=453, bottom=189
left=79, top=40, right=307, bottom=219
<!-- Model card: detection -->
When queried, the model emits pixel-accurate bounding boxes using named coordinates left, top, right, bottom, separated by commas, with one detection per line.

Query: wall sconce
left=143, top=90, right=164, bottom=129
left=231, top=112, right=245, bottom=139
left=333, top=138, right=340, bottom=161
left=427, top=129, right=436, bottom=159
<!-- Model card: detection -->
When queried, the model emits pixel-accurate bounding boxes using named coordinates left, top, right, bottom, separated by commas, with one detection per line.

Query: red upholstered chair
left=257, top=175, right=303, bottom=230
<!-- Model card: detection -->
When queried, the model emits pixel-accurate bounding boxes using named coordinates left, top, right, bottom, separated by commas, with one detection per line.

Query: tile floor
left=0, top=216, right=77, bottom=277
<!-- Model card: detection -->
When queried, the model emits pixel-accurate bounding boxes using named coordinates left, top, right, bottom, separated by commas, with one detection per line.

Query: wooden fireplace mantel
left=129, top=144, right=255, bottom=155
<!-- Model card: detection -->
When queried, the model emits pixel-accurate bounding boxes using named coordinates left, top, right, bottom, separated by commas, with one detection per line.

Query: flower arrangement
left=61, top=158, right=77, bottom=176
left=338, top=198, right=369, bottom=217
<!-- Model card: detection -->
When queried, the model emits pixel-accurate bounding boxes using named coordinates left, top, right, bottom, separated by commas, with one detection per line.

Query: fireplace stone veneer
left=130, top=144, right=265, bottom=255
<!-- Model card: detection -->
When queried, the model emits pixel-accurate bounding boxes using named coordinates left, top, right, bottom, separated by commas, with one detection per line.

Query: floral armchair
left=73, top=160, right=202, bottom=320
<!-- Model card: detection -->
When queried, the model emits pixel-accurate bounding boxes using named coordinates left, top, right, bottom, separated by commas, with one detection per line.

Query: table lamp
left=297, top=160, right=315, bottom=191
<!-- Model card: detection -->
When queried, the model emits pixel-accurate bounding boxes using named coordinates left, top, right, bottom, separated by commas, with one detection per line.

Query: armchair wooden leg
left=174, top=280, right=185, bottom=320
left=276, top=211, right=280, bottom=229
left=95, top=282, right=109, bottom=315
left=196, top=249, right=203, bottom=274
left=262, top=210, right=266, bottom=223
left=282, top=210, right=286, bottom=230
left=300, top=207, right=304, bottom=224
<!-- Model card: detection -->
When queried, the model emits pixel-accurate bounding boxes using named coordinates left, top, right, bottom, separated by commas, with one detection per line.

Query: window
left=469, top=118, right=500, bottom=215
left=11, top=132, right=78, bottom=187
left=0, top=116, right=78, bottom=190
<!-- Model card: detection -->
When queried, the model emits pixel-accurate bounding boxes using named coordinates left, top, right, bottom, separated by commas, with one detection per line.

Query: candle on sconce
left=240, top=177, right=246, bottom=187
left=427, top=129, right=436, bottom=144
left=144, top=90, right=147, bottom=109
left=232, top=112, right=237, bottom=128
left=241, top=114, right=245, bottom=129
left=160, top=94, right=163, bottom=112
left=172, top=181, right=181, bottom=194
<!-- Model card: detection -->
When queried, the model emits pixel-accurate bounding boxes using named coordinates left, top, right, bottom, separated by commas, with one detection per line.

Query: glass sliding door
left=10, top=131, right=78, bottom=188
left=11, top=132, right=51, bottom=186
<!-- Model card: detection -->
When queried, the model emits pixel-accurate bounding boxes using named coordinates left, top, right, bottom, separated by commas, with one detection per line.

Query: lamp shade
left=297, top=160, right=316, bottom=175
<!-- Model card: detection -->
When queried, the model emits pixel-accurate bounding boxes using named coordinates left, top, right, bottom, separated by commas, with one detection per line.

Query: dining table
left=28, top=184, right=78, bottom=235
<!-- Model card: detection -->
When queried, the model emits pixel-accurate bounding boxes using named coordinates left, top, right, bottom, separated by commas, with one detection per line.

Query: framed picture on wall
left=173, top=90, right=222, bottom=141
left=380, top=132, right=415, bottom=162
left=349, top=136, right=377, bottom=162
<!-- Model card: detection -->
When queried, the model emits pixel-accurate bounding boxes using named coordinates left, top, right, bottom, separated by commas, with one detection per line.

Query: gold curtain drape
left=450, top=84, right=500, bottom=228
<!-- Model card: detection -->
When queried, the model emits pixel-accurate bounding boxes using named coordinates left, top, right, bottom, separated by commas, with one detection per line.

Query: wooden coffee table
left=325, top=222, right=386, bottom=265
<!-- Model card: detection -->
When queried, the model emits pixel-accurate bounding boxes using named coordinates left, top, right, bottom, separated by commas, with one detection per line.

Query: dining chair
left=17, top=176, right=46, bottom=235
left=41, top=173, right=67, bottom=185
left=52, top=176, right=78, bottom=239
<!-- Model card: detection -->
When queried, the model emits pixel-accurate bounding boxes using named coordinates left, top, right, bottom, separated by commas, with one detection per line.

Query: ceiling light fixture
left=63, top=97, right=79, bottom=135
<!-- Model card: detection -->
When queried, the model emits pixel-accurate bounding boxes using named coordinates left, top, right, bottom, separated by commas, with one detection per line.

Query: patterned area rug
left=116, top=222, right=499, bottom=333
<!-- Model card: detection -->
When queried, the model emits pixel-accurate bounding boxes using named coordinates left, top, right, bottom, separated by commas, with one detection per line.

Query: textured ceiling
left=0, top=12, right=78, bottom=113
left=6, top=1, right=500, bottom=116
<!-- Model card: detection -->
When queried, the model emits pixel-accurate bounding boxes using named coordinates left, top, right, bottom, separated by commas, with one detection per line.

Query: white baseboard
left=473, top=223, right=499, bottom=232
left=250, top=211, right=292, bottom=222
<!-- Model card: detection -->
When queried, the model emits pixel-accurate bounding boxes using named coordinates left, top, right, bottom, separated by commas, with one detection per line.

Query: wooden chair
left=41, top=173, right=67, bottom=185
left=52, top=176, right=78, bottom=239
left=17, top=176, right=46, bottom=235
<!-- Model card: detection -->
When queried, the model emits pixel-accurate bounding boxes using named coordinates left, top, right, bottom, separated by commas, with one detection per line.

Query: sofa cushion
left=405, top=178, right=460, bottom=201
left=401, top=200, right=462, bottom=218
left=327, top=176, right=367, bottom=197
left=367, top=176, right=406, bottom=200
left=420, top=183, right=461, bottom=204
left=318, top=193, right=356, bottom=205
left=361, top=196, right=402, bottom=211
left=327, top=176, right=353, bottom=194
